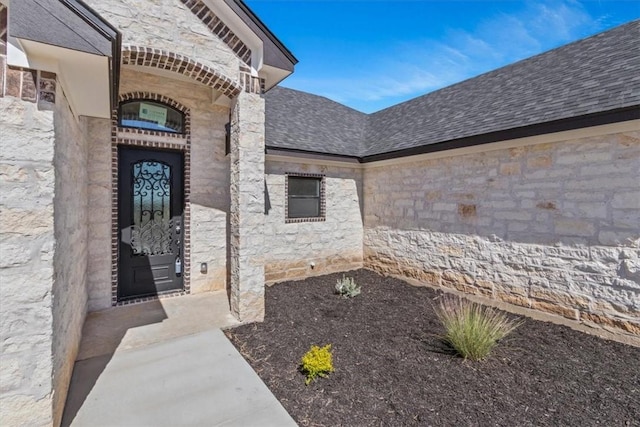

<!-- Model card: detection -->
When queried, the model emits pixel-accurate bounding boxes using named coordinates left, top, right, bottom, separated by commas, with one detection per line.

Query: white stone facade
left=1, top=2, right=639, bottom=426
left=229, top=91, right=266, bottom=322
left=0, top=95, right=57, bottom=427
left=0, top=82, right=90, bottom=426
left=1, top=0, right=269, bottom=423
left=264, top=159, right=363, bottom=282
left=83, top=0, right=241, bottom=81
left=51, top=85, right=90, bottom=427
left=363, top=127, right=640, bottom=336
left=85, top=116, right=112, bottom=310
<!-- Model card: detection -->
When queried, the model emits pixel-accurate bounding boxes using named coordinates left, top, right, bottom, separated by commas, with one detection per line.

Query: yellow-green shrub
left=300, top=344, right=334, bottom=385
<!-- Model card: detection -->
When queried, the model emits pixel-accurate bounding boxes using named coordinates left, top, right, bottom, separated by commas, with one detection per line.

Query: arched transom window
left=118, top=100, right=185, bottom=134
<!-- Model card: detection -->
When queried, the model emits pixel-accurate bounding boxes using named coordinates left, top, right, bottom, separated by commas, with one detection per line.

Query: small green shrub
left=300, top=344, right=334, bottom=385
left=335, top=275, right=361, bottom=298
left=435, top=296, right=521, bottom=361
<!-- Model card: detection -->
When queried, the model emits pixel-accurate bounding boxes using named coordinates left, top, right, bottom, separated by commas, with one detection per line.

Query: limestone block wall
left=363, top=126, right=640, bottom=336
left=229, top=91, right=266, bottom=322
left=84, top=0, right=240, bottom=80
left=86, top=69, right=230, bottom=310
left=189, top=91, right=230, bottom=294
left=264, top=160, right=364, bottom=283
left=0, top=97, right=56, bottom=425
left=86, top=117, right=112, bottom=310
left=51, top=86, right=90, bottom=426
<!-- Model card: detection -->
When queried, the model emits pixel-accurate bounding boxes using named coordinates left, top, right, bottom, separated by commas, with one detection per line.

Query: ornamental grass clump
left=335, top=275, right=361, bottom=298
left=435, top=296, right=521, bottom=361
left=300, top=344, right=334, bottom=385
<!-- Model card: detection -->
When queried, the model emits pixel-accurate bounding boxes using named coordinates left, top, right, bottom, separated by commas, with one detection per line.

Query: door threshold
left=116, top=289, right=188, bottom=307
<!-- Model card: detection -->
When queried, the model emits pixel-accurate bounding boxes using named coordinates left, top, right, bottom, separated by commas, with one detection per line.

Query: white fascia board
left=18, top=39, right=111, bottom=118
left=204, top=0, right=263, bottom=74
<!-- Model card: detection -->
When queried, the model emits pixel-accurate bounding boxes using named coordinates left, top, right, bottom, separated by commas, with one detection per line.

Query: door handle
left=175, top=256, right=182, bottom=275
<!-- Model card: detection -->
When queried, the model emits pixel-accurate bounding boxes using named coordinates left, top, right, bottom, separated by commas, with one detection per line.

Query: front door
left=118, top=147, right=184, bottom=300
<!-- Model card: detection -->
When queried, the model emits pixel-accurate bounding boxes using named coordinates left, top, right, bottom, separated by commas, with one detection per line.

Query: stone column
left=229, top=90, right=266, bottom=322
left=0, top=83, right=57, bottom=427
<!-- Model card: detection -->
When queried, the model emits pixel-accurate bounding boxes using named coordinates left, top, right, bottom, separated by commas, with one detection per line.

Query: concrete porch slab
left=63, top=329, right=296, bottom=426
left=63, top=291, right=296, bottom=426
left=77, top=291, right=240, bottom=361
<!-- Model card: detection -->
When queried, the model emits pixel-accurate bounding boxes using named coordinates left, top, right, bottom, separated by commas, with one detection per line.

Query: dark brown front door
left=118, top=147, right=184, bottom=301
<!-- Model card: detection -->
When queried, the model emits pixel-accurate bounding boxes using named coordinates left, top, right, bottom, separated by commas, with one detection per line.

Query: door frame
left=110, top=92, right=192, bottom=306
left=117, top=146, right=185, bottom=301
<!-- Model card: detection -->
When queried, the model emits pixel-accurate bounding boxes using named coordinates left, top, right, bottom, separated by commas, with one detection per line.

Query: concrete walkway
left=62, top=292, right=296, bottom=427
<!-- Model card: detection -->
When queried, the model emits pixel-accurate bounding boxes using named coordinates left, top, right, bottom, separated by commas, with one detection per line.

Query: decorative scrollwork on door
left=130, top=161, right=174, bottom=255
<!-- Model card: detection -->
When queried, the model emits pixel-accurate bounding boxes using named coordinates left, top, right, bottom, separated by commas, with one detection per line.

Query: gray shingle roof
left=265, top=86, right=367, bottom=157
left=11, top=0, right=115, bottom=57
left=265, top=20, right=640, bottom=159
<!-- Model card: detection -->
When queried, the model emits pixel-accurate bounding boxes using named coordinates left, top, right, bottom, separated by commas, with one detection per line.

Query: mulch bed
left=224, top=269, right=640, bottom=427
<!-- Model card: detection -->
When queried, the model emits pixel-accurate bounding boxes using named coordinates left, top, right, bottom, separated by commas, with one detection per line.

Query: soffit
left=8, top=0, right=120, bottom=118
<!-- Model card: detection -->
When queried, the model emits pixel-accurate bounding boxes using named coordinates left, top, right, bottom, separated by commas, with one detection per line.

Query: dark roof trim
left=227, top=0, right=298, bottom=65
left=361, top=106, right=639, bottom=163
left=266, top=147, right=361, bottom=164
left=269, top=106, right=638, bottom=164
left=60, top=0, right=118, bottom=41
left=60, top=0, right=121, bottom=110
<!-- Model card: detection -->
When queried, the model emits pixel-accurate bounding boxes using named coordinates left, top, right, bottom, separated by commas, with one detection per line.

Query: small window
left=119, top=100, right=185, bottom=134
left=286, top=174, right=325, bottom=222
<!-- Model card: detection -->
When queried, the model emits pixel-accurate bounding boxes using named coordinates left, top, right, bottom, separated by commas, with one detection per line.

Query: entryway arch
left=111, top=91, right=193, bottom=305
left=121, top=45, right=241, bottom=99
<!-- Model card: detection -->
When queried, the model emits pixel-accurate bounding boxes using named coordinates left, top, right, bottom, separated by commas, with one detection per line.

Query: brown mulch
left=224, top=269, right=640, bottom=427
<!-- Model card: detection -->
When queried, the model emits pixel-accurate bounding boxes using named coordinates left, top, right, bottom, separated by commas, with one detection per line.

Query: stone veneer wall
left=363, top=128, right=640, bottom=336
left=0, top=95, right=57, bottom=427
left=1, top=5, right=72, bottom=420
left=51, top=85, right=90, bottom=427
left=84, top=0, right=241, bottom=80
left=86, top=116, right=112, bottom=310
left=177, top=0, right=252, bottom=65
left=87, top=68, right=230, bottom=310
left=264, top=160, right=364, bottom=283
left=229, top=91, right=266, bottom=322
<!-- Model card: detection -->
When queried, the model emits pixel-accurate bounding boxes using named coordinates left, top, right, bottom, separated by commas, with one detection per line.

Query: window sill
left=285, top=216, right=326, bottom=224
left=117, top=126, right=187, bottom=139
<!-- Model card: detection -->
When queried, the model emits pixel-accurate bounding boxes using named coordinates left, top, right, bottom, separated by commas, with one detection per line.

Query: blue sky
left=246, top=1, right=639, bottom=113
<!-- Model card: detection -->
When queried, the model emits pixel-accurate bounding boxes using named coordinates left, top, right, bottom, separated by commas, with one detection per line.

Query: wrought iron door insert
left=118, top=147, right=184, bottom=300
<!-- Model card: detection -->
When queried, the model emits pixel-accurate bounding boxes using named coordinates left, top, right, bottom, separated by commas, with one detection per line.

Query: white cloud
left=284, top=0, right=606, bottom=113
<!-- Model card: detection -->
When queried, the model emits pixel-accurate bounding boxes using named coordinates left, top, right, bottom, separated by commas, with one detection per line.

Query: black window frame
left=285, top=173, right=326, bottom=223
left=118, top=99, right=186, bottom=135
